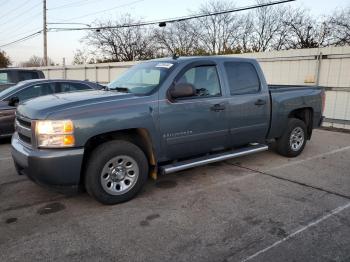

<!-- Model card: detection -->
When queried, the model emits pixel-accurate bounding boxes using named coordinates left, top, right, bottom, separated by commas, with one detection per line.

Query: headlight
left=36, top=120, right=75, bottom=148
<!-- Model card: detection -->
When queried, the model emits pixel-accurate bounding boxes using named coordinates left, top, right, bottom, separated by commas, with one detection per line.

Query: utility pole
left=43, top=0, right=48, bottom=66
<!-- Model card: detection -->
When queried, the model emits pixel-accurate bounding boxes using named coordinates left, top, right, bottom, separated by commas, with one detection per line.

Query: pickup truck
left=0, top=69, right=45, bottom=91
left=11, top=56, right=324, bottom=204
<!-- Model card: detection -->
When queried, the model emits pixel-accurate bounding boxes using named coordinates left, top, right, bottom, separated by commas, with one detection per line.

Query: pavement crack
left=225, top=162, right=350, bottom=201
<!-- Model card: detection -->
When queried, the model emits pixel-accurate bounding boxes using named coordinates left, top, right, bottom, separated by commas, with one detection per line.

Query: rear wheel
left=276, top=118, right=307, bottom=157
left=85, top=140, right=149, bottom=205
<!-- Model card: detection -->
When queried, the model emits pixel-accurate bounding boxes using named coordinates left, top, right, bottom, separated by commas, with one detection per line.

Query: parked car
left=11, top=57, right=325, bottom=204
left=0, top=69, right=45, bottom=92
left=0, top=79, right=103, bottom=137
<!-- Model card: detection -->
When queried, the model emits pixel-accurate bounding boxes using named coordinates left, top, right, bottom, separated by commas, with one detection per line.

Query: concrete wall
left=30, top=46, right=350, bottom=129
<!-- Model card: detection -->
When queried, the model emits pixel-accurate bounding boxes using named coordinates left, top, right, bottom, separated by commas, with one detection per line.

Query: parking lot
left=0, top=129, right=349, bottom=262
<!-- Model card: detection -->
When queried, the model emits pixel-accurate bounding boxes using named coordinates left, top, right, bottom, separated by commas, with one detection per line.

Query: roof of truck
left=150, top=55, right=257, bottom=63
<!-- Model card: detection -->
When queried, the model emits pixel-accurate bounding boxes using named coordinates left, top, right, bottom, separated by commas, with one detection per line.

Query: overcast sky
left=0, top=0, right=348, bottom=65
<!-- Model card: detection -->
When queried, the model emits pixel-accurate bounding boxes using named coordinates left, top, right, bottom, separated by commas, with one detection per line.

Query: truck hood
left=17, top=90, right=136, bottom=119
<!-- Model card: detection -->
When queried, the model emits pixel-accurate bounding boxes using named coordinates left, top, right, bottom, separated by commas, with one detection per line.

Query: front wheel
left=85, top=140, right=149, bottom=205
left=276, top=118, right=307, bottom=157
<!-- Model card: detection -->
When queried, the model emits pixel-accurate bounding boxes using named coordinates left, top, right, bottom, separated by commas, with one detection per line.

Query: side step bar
left=159, top=144, right=268, bottom=175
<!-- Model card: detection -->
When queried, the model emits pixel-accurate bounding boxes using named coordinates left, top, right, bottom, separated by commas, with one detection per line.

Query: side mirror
left=8, top=96, right=19, bottom=107
left=169, top=83, right=196, bottom=99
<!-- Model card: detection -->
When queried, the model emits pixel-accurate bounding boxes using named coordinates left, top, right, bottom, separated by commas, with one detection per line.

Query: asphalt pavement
left=0, top=129, right=349, bottom=262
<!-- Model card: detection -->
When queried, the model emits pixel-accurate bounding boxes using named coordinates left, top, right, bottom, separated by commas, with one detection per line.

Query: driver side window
left=177, top=65, right=221, bottom=98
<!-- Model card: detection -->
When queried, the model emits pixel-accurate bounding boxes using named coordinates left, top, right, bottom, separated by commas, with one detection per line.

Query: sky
left=0, top=0, right=349, bottom=66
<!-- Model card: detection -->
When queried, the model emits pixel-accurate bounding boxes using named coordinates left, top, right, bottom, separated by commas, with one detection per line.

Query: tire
left=276, top=118, right=307, bottom=158
left=85, top=140, right=149, bottom=205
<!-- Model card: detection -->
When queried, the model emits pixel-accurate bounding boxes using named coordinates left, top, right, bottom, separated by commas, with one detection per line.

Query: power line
left=48, top=22, right=91, bottom=27
left=48, top=0, right=106, bottom=11
left=0, top=11, right=42, bottom=37
left=49, top=0, right=296, bottom=32
left=57, top=0, right=145, bottom=22
left=5, top=27, right=42, bottom=43
left=0, top=1, right=42, bottom=28
left=0, top=31, right=42, bottom=48
left=0, top=0, right=37, bottom=23
left=0, top=0, right=295, bottom=49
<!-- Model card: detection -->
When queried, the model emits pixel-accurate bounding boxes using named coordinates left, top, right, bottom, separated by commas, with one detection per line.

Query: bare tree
left=72, top=49, right=96, bottom=65
left=20, top=55, right=55, bottom=67
left=153, top=21, right=201, bottom=56
left=195, top=0, right=242, bottom=55
left=82, top=15, right=156, bottom=62
left=238, top=14, right=254, bottom=53
left=283, top=8, right=330, bottom=49
left=77, top=3, right=350, bottom=62
left=270, top=6, right=296, bottom=51
left=328, top=7, right=350, bottom=46
left=0, top=50, right=11, bottom=68
left=249, top=0, right=287, bottom=52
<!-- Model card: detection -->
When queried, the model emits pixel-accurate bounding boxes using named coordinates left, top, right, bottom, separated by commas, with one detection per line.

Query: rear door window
left=224, top=62, right=260, bottom=95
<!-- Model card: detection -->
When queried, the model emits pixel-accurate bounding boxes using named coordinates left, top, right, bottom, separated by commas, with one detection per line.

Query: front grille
left=18, top=133, right=31, bottom=144
left=17, top=117, right=31, bottom=128
left=15, top=115, right=32, bottom=146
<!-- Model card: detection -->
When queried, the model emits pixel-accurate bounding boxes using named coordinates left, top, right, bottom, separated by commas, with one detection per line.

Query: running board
left=159, top=144, right=268, bottom=175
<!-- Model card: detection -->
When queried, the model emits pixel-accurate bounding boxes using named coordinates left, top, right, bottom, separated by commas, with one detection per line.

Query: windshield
left=108, top=61, right=175, bottom=95
left=0, top=82, right=26, bottom=100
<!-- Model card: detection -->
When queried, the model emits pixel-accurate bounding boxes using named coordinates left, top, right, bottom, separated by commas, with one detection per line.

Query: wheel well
left=80, top=129, right=157, bottom=184
left=288, top=107, right=313, bottom=139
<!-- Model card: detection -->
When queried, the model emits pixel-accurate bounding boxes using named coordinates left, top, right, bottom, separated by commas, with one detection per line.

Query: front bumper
left=11, top=133, right=84, bottom=193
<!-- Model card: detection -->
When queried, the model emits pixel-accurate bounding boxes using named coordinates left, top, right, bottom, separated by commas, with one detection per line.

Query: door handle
left=254, top=99, right=266, bottom=106
left=211, top=104, right=226, bottom=112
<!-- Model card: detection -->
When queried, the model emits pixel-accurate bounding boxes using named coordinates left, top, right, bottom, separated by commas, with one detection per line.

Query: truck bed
left=267, top=84, right=324, bottom=140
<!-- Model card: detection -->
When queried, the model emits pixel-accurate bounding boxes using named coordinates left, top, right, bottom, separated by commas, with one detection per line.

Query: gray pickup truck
left=11, top=56, right=324, bottom=204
